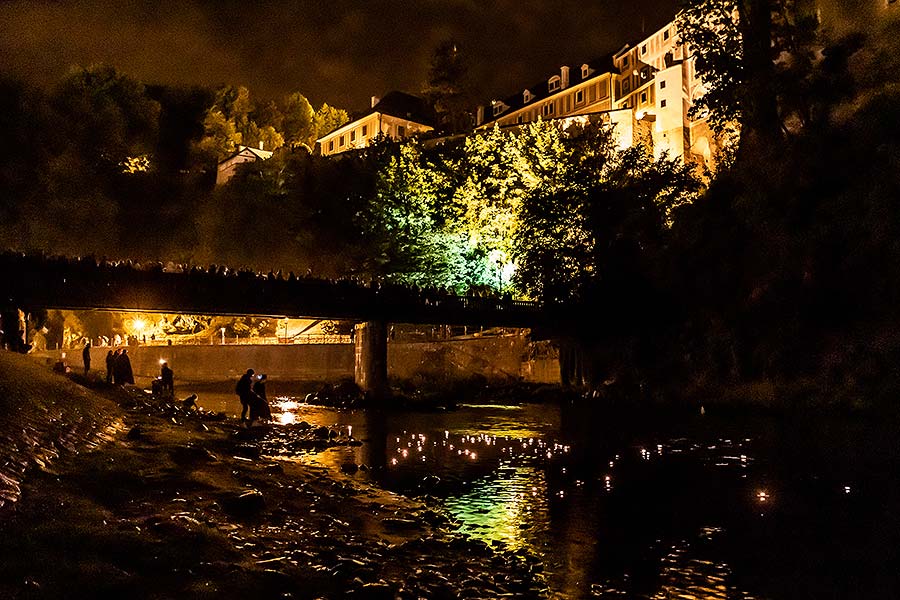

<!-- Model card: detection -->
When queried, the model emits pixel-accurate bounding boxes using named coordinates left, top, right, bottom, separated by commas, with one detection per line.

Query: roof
left=480, top=52, right=617, bottom=127
left=317, top=91, right=435, bottom=141
left=369, top=91, right=435, bottom=126
left=219, top=145, right=273, bottom=164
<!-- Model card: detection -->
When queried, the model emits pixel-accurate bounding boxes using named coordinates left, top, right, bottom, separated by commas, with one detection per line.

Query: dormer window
left=548, top=76, right=561, bottom=93
left=523, top=89, right=533, bottom=104
left=581, top=64, right=591, bottom=79
left=492, top=102, right=506, bottom=117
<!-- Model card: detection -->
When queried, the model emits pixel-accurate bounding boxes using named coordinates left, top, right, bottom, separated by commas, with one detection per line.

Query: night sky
left=0, top=1, right=877, bottom=113
left=1, top=0, right=682, bottom=111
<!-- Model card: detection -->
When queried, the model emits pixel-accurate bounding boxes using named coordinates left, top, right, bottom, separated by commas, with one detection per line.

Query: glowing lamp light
left=757, top=490, right=769, bottom=502
left=159, top=358, right=166, bottom=365
left=133, top=319, right=146, bottom=333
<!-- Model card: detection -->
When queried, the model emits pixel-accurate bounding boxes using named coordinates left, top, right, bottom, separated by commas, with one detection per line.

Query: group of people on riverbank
left=235, top=369, right=271, bottom=427
left=104, top=347, right=134, bottom=386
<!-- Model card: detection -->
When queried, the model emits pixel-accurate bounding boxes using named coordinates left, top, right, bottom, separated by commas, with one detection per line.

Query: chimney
left=371, top=95, right=380, bottom=108
left=560, top=66, right=570, bottom=90
left=259, top=140, right=264, bottom=150
left=476, top=105, right=485, bottom=126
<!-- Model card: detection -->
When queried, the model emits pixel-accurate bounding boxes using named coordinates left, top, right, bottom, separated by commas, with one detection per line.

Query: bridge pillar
left=354, top=321, right=389, bottom=399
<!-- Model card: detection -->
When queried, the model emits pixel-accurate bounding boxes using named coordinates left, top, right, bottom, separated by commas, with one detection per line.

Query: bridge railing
left=1, top=252, right=548, bottom=327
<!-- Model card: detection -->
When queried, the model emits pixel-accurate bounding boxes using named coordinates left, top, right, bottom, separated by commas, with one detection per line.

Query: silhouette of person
left=160, top=361, right=174, bottom=397
left=251, top=374, right=271, bottom=423
left=105, top=350, right=114, bottom=384
left=116, top=349, right=134, bottom=386
left=82, top=341, right=91, bottom=375
left=235, top=369, right=255, bottom=423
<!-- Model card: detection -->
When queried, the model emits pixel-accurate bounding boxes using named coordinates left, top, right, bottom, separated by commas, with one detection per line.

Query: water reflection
left=190, top=389, right=897, bottom=600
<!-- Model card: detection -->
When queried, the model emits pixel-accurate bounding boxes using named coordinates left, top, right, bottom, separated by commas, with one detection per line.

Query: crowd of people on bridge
left=0, top=252, right=540, bottom=334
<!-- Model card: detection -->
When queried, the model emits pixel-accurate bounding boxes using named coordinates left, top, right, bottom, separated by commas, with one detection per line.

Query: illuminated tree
left=312, top=103, right=350, bottom=141
left=280, top=92, right=316, bottom=150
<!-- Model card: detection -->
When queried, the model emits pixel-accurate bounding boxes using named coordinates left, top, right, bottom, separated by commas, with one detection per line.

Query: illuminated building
left=475, top=17, right=717, bottom=169
left=316, top=91, right=435, bottom=156
left=215, top=143, right=274, bottom=185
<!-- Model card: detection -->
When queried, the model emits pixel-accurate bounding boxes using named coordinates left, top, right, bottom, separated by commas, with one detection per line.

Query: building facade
left=475, top=17, right=717, bottom=169
left=317, top=91, right=435, bottom=156
left=215, top=144, right=274, bottom=186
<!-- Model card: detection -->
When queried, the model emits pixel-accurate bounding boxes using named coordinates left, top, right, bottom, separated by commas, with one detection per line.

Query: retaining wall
left=49, top=337, right=559, bottom=384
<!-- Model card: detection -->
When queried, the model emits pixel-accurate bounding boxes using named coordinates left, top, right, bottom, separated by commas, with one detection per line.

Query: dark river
left=192, top=389, right=900, bottom=599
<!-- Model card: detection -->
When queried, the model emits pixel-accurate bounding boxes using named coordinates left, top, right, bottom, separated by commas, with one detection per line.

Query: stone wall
left=49, top=336, right=559, bottom=384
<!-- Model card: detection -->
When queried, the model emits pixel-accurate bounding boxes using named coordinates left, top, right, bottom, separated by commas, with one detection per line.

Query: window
left=641, top=44, right=647, bottom=54
left=397, top=125, right=406, bottom=137
left=493, top=104, right=504, bottom=116
left=549, top=76, right=561, bottom=92
left=516, top=114, right=524, bottom=124
left=663, top=29, right=670, bottom=40
left=542, top=103, right=554, bottom=116
left=362, top=125, right=368, bottom=136
left=328, top=140, right=334, bottom=152
left=350, top=130, right=356, bottom=142
left=575, top=89, right=584, bottom=104
left=523, top=90, right=533, bottom=103
left=623, top=56, right=629, bottom=67
left=581, top=64, right=590, bottom=79
left=661, top=99, right=667, bottom=108
left=660, top=80, right=666, bottom=90
left=623, top=79, right=631, bottom=93
left=641, top=92, right=647, bottom=104
left=339, top=135, right=345, bottom=146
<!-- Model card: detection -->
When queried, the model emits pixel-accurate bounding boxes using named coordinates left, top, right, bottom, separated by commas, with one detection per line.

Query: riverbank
left=0, top=351, right=546, bottom=599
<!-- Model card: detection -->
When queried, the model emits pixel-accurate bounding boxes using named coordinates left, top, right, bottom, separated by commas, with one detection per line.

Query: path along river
left=192, top=388, right=900, bottom=599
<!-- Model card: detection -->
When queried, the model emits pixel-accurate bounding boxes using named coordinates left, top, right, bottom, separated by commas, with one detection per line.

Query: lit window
left=350, top=130, right=356, bottom=142
left=660, top=80, right=666, bottom=90
left=362, top=125, right=368, bottom=136
left=661, top=99, right=667, bottom=108
left=339, top=135, right=345, bottom=146
left=575, top=89, right=584, bottom=104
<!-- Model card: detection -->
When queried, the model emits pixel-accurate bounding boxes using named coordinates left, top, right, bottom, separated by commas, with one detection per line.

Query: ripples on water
left=193, top=391, right=898, bottom=599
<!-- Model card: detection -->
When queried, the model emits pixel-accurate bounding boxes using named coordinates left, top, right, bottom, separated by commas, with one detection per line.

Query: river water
left=192, top=389, right=900, bottom=599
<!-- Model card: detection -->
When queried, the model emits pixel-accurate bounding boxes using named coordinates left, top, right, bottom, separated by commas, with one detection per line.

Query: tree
left=313, top=103, right=350, bottom=141
left=676, top=0, right=820, bottom=158
left=280, top=92, right=316, bottom=150
left=422, top=40, right=473, bottom=133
